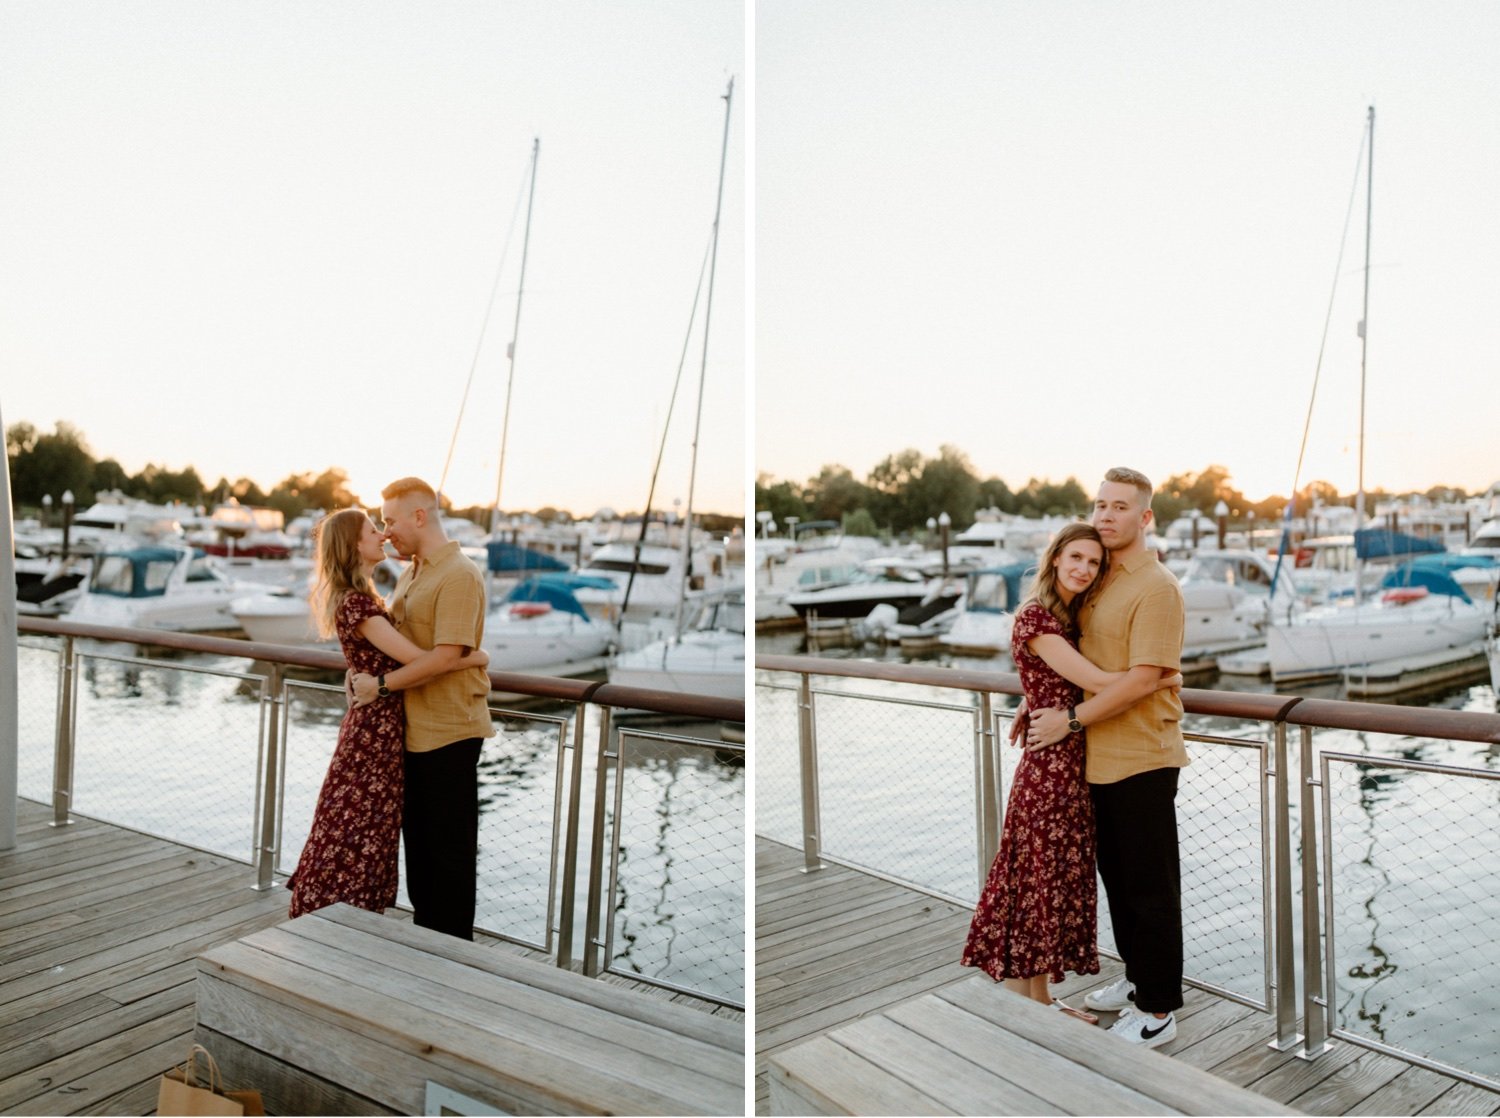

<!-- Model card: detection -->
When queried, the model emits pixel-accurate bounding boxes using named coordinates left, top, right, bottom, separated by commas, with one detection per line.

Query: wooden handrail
left=18, top=616, right=744, bottom=723
left=756, top=651, right=1500, bottom=744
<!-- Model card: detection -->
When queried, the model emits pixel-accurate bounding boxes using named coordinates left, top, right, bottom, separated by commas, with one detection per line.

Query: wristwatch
left=376, top=674, right=390, bottom=698
left=1066, top=706, right=1083, bottom=733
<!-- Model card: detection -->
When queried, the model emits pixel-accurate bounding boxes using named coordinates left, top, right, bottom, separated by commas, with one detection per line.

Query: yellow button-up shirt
left=1078, top=549, right=1188, bottom=784
left=387, top=540, right=494, bottom=752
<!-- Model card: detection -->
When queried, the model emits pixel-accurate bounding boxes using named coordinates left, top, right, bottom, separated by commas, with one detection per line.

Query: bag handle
left=180, top=1043, right=225, bottom=1094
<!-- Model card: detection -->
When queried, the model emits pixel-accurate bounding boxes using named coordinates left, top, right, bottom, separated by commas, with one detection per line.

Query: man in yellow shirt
left=352, top=477, right=494, bottom=939
left=1025, top=467, right=1187, bottom=1048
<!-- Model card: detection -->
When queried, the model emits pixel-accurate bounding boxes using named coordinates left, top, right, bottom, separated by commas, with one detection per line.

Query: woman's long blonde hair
left=1023, top=522, right=1107, bottom=635
left=309, top=509, right=383, bottom=639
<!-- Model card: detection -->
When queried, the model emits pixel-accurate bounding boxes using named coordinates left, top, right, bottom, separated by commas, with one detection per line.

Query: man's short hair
left=381, top=476, right=438, bottom=509
left=1103, top=466, right=1154, bottom=504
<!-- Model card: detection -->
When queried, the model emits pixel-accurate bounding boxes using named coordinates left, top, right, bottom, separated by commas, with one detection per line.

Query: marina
left=754, top=650, right=1500, bottom=1114
left=5, top=616, right=746, bottom=1114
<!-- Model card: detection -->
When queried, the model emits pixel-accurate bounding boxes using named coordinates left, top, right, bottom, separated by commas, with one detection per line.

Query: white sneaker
left=1109, top=1010, right=1176, bottom=1048
left=1083, top=976, right=1136, bottom=1012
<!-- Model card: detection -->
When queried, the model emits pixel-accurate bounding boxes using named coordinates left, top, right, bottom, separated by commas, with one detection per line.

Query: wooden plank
left=1348, top=1066, right=1475, bottom=1117
left=197, top=940, right=738, bottom=1115
left=1288, top=1051, right=1409, bottom=1114
left=308, top=904, right=743, bottom=1052
left=196, top=1025, right=400, bottom=1117
left=0, top=1001, right=193, bottom=1113
left=768, top=1034, right=954, bottom=1116
left=0, top=983, right=193, bottom=1083
left=228, top=922, right=741, bottom=1094
left=937, top=977, right=1299, bottom=1116
left=835, top=1010, right=1063, bottom=1115
left=884, top=990, right=1167, bottom=1115
left=1417, top=1081, right=1500, bottom=1116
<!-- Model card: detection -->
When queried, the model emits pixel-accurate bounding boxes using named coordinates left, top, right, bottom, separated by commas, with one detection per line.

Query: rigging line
left=437, top=149, right=535, bottom=502
left=617, top=239, right=713, bottom=631
left=1270, top=118, right=1370, bottom=604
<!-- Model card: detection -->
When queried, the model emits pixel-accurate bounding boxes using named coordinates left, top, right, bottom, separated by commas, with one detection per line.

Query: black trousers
left=1090, top=766, right=1184, bottom=1013
left=403, top=737, right=482, bottom=941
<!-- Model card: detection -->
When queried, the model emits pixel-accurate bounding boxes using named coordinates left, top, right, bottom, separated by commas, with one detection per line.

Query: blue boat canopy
left=966, top=562, right=1032, bottom=613
left=485, top=541, right=571, bottom=574
left=1378, top=561, right=1473, bottom=603
left=89, top=546, right=185, bottom=599
left=499, top=573, right=616, bottom=621
left=1353, top=528, right=1445, bottom=562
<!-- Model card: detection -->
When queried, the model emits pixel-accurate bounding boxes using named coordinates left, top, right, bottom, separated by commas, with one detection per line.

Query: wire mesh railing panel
left=472, top=708, right=569, bottom=952
left=1322, top=755, right=1500, bottom=1087
left=752, top=676, right=801, bottom=844
left=69, top=652, right=265, bottom=860
left=1166, top=736, right=1268, bottom=1006
left=15, top=641, right=60, bottom=802
left=277, top=684, right=569, bottom=952
left=607, top=730, right=745, bottom=1008
left=811, top=685, right=979, bottom=903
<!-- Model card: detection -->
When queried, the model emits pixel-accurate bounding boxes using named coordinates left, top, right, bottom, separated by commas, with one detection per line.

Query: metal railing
left=756, top=652, right=1500, bottom=1089
left=16, top=616, right=745, bottom=1008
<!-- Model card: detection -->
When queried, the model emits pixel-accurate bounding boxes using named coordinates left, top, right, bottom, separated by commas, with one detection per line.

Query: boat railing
left=755, top=652, right=1500, bottom=1090
left=15, top=616, right=745, bottom=1010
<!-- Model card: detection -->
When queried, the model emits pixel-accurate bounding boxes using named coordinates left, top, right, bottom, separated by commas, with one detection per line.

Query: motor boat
left=1266, top=563, right=1489, bottom=683
left=938, top=563, right=1031, bottom=656
left=66, top=544, right=254, bottom=633
left=483, top=573, right=618, bottom=678
left=571, top=540, right=736, bottom=624
left=607, top=589, right=745, bottom=700
left=786, top=559, right=955, bottom=625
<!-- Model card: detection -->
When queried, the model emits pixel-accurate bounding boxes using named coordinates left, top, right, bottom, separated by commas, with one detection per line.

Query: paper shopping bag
left=157, top=1043, right=264, bottom=1116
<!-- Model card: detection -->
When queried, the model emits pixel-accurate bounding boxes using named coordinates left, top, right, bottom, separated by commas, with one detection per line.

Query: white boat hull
left=1267, top=597, right=1489, bottom=682
left=608, top=631, right=744, bottom=700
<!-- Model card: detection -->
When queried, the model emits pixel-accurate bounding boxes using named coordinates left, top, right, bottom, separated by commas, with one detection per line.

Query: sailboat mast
left=490, top=137, right=541, bottom=536
left=1355, top=106, right=1373, bottom=609
left=674, top=78, right=734, bottom=638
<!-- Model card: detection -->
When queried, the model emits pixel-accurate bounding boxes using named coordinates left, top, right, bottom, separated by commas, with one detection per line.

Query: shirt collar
left=413, top=539, right=462, bottom=571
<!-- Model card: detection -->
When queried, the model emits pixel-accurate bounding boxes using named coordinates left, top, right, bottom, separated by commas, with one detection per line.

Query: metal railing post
left=796, top=674, right=823, bottom=873
left=1299, top=725, right=1331, bottom=1058
left=252, top=665, right=284, bottom=891
left=1268, top=720, right=1300, bottom=1050
left=974, top=693, right=1001, bottom=896
left=50, top=635, right=76, bottom=827
left=556, top=700, right=590, bottom=970
left=581, top=705, right=614, bottom=977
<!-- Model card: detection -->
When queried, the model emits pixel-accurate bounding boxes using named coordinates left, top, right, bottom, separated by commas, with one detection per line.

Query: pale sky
left=756, top=1, right=1500, bottom=505
left=1, top=1, right=744, bottom=517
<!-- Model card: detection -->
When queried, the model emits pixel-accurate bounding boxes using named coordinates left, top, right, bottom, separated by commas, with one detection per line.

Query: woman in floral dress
left=961, top=523, right=1179, bottom=1021
left=287, top=508, right=488, bottom=919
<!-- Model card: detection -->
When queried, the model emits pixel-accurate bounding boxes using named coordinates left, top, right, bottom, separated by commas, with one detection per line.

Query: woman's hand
left=1158, top=671, right=1184, bottom=693
left=461, top=647, right=490, bottom=671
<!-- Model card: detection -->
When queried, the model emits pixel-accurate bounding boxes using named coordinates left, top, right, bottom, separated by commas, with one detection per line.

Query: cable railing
left=756, top=651, right=1500, bottom=1089
left=15, top=616, right=745, bottom=1009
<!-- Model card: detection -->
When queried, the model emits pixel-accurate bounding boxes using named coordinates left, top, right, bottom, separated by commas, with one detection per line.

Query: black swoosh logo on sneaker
left=1141, top=1019, right=1171, bottom=1039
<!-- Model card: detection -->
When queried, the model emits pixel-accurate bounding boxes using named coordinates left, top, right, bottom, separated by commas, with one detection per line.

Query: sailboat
left=608, top=79, right=744, bottom=700
left=1265, top=107, right=1491, bottom=687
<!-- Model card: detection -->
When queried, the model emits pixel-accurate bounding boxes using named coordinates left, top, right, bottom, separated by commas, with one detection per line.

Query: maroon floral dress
left=961, top=601, right=1099, bottom=982
left=287, top=592, right=405, bottom=918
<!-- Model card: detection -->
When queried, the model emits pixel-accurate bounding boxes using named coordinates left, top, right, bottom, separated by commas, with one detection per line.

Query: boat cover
left=1353, top=528, right=1445, bottom=561
left=502, top=573, right=616, bottom=621
left=485, top=541, right=572, bottom=574
left=1378, top=561, right=1473, bottom=603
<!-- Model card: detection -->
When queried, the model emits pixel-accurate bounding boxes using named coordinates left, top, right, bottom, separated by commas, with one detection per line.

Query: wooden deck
left=1, top=798, right=742, bottom=1116
left=755, top=835, right=1500, bottom=1117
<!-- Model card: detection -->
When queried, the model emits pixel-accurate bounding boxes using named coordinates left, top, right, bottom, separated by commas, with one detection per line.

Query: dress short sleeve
left=1011, top=601, right=1065, bottom=651
left=336, top=592, right=386, bottom=644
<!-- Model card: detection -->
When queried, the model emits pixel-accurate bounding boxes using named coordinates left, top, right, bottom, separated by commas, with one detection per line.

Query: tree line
left=756, top=446, right=1476, bottom=539
left=7, top=420, right=743, bottom=533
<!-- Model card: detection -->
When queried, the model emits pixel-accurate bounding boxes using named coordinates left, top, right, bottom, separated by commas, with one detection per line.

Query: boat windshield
left=90, top=554, right=175, bottom=598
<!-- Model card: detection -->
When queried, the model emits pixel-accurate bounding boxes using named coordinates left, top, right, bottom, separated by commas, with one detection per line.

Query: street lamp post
left=938, top=511, right=951, bottom=577
left=1214, top=499, right=1229, bottom=551
left=41, top=494, right=52, bottom=531
left=61, top=490, right=75, bottom=561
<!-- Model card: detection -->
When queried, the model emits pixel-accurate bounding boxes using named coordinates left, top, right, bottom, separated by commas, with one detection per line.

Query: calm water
left=755, top=628, right=1500, bottom=1080
left=15, top=635, right=745, bottom=1005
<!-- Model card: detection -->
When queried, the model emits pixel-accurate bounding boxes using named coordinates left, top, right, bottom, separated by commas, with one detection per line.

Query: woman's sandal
left=1049, top=999, right=1100, bottom=1024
